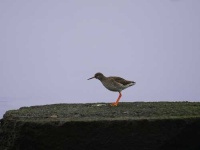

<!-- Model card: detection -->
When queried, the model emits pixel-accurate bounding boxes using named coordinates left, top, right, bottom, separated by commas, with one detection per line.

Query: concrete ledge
left=1, top=102, right=200, bottom=150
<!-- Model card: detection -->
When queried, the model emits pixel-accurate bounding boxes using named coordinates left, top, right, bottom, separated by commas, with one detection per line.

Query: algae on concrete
left=3, top=102, right=200, bottom=122
left=1, top=102, right=200, bottom=150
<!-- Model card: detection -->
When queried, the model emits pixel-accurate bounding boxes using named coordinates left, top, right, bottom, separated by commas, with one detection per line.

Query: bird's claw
left=110, top=103, right=118, bottom=106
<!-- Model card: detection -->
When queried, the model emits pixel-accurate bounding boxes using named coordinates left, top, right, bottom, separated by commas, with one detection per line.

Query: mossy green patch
left=1, top=102, right=200, bottom=150
left=3, top=102, right=200, bottom=122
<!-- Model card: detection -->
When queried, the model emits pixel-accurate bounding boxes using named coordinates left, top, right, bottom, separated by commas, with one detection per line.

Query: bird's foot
left=110, top=102, right=118, bottom=106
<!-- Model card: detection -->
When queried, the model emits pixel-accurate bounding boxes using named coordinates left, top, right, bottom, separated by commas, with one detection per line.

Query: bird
left=88, top=72, right=136, bottom=106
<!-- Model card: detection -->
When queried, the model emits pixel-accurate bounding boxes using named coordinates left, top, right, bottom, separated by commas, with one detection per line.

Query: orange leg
left=110, top=92, right=122, bottom=106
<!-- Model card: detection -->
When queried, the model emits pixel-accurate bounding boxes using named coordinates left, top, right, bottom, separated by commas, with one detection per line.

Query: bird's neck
left=99, top=76, right=106, bottom=82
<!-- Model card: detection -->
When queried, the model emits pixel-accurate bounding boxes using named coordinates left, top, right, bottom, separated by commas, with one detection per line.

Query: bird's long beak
left=87, top=76, right=95, bottom=80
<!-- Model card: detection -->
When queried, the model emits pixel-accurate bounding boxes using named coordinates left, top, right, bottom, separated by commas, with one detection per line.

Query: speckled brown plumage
left=88, top=72, right=136, bottom=106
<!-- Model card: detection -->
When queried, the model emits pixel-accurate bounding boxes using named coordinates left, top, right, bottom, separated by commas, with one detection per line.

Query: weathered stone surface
left=1, top=102, right=200, bottom=150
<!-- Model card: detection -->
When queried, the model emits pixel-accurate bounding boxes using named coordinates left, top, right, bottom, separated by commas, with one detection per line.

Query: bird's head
left=88, top=72, right=105, bottom=81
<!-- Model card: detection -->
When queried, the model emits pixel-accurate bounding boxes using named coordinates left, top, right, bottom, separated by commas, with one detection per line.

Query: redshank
left=88, top=72, right=136, bottom=106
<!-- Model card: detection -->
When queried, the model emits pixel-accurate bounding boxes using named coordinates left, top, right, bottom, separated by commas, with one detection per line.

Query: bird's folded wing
left=109, top=76, right=134, bottom=86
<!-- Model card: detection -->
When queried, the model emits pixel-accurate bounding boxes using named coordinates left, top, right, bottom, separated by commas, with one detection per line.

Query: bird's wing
left=109, top=76, right=134, bottom=86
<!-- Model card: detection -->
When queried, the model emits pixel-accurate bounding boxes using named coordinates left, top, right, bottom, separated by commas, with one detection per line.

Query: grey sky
left=0, top=0, right=200, bottom=106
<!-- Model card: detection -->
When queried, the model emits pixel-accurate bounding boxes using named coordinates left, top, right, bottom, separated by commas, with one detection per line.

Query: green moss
left=3, top=102, right=200, bottom=122
left=1, top=102, right=200, bottom=150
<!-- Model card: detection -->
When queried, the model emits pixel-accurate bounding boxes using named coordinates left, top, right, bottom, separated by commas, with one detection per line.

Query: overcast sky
left=0, top=0, right=200, bottom=108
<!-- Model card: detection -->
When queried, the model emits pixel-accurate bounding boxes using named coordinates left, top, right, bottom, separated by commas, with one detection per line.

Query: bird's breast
left=101, top=80, right=122, bottom=92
